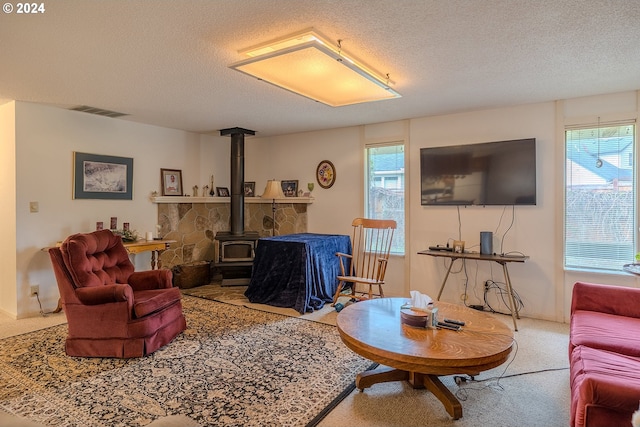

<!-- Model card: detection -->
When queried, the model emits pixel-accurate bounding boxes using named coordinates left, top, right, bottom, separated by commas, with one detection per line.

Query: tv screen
left=420, top=138, right=536, bottom=206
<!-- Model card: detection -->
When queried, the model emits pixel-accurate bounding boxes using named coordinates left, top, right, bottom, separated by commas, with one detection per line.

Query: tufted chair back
left=61, top=229, right=134, bottom=288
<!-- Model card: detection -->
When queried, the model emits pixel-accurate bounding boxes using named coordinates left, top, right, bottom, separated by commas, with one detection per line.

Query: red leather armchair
left=48, top=230, right=186, bottom=358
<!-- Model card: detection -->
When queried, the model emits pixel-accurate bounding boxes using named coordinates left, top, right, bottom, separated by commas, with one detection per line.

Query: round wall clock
left=316, top=160, right=336, bottom=189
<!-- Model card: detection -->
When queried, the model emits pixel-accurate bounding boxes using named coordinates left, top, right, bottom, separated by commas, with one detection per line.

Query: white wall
left=408, top=102, right=559, bottom=321
left=246, top=127, right=363, bottom=234
left=9, top=90, right=640, bottom=322
left=10, top=102, right=202, bottom=318
left=0, top=102, right=17, bottom=316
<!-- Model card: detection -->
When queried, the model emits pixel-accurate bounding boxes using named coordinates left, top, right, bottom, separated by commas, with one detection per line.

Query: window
left=366, top=143, right=405, bottom=254
left=565, top=122, right=636, bottom=270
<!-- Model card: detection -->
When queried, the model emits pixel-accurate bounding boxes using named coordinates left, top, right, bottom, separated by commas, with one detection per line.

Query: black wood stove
left=214, top=127, right=259, bottom=286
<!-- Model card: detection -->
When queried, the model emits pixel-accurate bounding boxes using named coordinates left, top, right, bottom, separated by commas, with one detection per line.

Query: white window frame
left=564, top=120, right=636, bottom=271
left=365, top=141, right=406, bottom=255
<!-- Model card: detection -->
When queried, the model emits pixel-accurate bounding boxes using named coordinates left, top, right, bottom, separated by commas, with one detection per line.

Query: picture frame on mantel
left=161, top=168, right=183, bottom=196
left=243, top=182, right=256, bottom=197
left=73, top=152, right=133, bottom=200
left=281, top=180, right=298, bottom=197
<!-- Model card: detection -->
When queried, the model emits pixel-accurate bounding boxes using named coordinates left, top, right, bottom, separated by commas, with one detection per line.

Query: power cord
left=452, top=337, right=568, bottom=401
left=482, top=279, right=524, bottom=316
left=33, top=292, right=53, bottom=317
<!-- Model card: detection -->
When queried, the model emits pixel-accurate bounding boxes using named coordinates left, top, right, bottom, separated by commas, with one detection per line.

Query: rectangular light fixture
left=229, top=28, right=401, bottom=107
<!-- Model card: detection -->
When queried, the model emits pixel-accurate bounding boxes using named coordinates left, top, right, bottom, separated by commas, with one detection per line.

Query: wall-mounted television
left=420, top=138, right=536, bottom=206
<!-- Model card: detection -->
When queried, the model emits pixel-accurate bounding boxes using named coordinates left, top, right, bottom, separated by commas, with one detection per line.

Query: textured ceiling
left=1, top=0, right=639, bottom=137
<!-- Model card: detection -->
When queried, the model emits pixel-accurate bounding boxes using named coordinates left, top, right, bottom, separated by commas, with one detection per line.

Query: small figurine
left=202, top=185, right=209, bottom=197
left=192, top=185, right=198, bottom=197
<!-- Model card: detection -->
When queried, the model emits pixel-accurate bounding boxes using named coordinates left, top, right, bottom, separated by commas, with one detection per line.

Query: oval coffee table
left=336, top=297, right=514, bottom=419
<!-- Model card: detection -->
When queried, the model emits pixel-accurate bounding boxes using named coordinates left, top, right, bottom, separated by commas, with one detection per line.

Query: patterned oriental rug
left=0, top=296, right=373, bottom=427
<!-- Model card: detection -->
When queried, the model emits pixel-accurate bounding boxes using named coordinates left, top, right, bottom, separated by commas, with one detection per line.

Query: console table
left=46, top=239, right=175, bottom=270
left=121, top=239, right=176, bottom=270
left=418, top=250, right=529, bottom=330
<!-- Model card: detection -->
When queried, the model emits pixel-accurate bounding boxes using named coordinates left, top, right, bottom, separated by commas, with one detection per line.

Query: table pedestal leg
left=355, top=367, right=463, bottom=419
left=420, top=373, right=463, bottom=420
left=356, top=366, right=408, bottom=390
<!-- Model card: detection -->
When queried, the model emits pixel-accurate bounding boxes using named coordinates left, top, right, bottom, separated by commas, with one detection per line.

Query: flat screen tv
left=420, top=138, right=536, bottom=206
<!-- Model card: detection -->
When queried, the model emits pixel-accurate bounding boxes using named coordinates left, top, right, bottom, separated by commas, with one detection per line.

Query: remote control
left=443, top=318, right=465, bottom=326
left=436, top=322, right=460, bottom=331
left=428, top=245, right=453, bottom=252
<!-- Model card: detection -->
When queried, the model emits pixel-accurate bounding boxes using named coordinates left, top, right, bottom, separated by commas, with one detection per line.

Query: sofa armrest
left=129, top=269, right=173, bottom=290
left=571, top=281, right=640, bottom=318
left=75, top=283, right=133, bottom=305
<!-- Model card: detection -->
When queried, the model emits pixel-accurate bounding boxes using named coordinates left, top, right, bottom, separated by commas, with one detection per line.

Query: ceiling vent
left=69, top=105, right=129, bottom=118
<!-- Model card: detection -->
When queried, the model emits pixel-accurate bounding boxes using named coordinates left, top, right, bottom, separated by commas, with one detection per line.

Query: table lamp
left=262, top=180, right=285, bottom=236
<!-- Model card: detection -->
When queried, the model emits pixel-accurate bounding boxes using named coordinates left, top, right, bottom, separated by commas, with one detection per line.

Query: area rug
left=0, top=296, right=373, bottom=427
left=181, top=283, right=342, bottom=326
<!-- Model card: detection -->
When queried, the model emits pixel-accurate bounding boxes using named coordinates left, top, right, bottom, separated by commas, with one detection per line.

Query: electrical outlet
left=30, top=285, right=39, bottom=296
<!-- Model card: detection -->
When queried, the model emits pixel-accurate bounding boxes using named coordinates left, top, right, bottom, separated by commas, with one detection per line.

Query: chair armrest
left=75, top=284, right=133, bottom=305
left=571, top=281, right=640, bottom=318
left=336, top=252, right=353, bottom=276
left=129, top=269, right=173, bottom=291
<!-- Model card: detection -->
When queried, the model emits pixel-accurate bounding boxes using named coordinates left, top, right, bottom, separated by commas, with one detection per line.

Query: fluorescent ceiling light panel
left=229, top=29, right=400, bottom=107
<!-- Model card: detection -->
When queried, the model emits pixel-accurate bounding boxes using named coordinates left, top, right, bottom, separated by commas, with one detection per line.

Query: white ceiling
left=1, top=0, right=639, bottom=137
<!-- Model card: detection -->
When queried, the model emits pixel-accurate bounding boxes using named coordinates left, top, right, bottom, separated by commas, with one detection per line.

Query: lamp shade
left=262, top=180, right=285, bottom=199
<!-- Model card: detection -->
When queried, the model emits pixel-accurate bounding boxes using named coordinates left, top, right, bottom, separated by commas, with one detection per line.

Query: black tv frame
left=420, top=138, right=537, bottom=206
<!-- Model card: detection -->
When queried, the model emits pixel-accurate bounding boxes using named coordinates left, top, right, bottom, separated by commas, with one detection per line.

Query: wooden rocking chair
left=332, top=218, right=396, bottom=306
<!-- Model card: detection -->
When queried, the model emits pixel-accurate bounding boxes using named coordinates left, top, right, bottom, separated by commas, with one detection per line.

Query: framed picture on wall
left=316, top=160, right=336, bottom=189
left=161, top=168, right=183, bottom=196
left=73, top=152, right=134, bottom=200
left=281, top=180, right=298, bottom=197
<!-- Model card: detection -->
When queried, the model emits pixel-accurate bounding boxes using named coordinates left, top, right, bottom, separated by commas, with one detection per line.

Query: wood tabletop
left=121, top=239, right=176, bottom=254
left=336, top=297, right=514, bottom=376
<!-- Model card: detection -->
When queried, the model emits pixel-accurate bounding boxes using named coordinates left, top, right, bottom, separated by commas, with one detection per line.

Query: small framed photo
left=216, top=187, right=230, bottom=197
left=161, top=169, right=183, bottom=196
left=281, top=180, right=298, bottom=197
left=243, top=182, right=256, bottom=197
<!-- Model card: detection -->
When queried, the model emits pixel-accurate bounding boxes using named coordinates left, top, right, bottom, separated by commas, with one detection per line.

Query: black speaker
left=480, top=231, right=493, bottom=255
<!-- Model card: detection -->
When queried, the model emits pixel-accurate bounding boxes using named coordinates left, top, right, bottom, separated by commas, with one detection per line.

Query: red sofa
left=569, top=281, right=640, bottom=427
left=49, top=230, right=187, bottom=358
